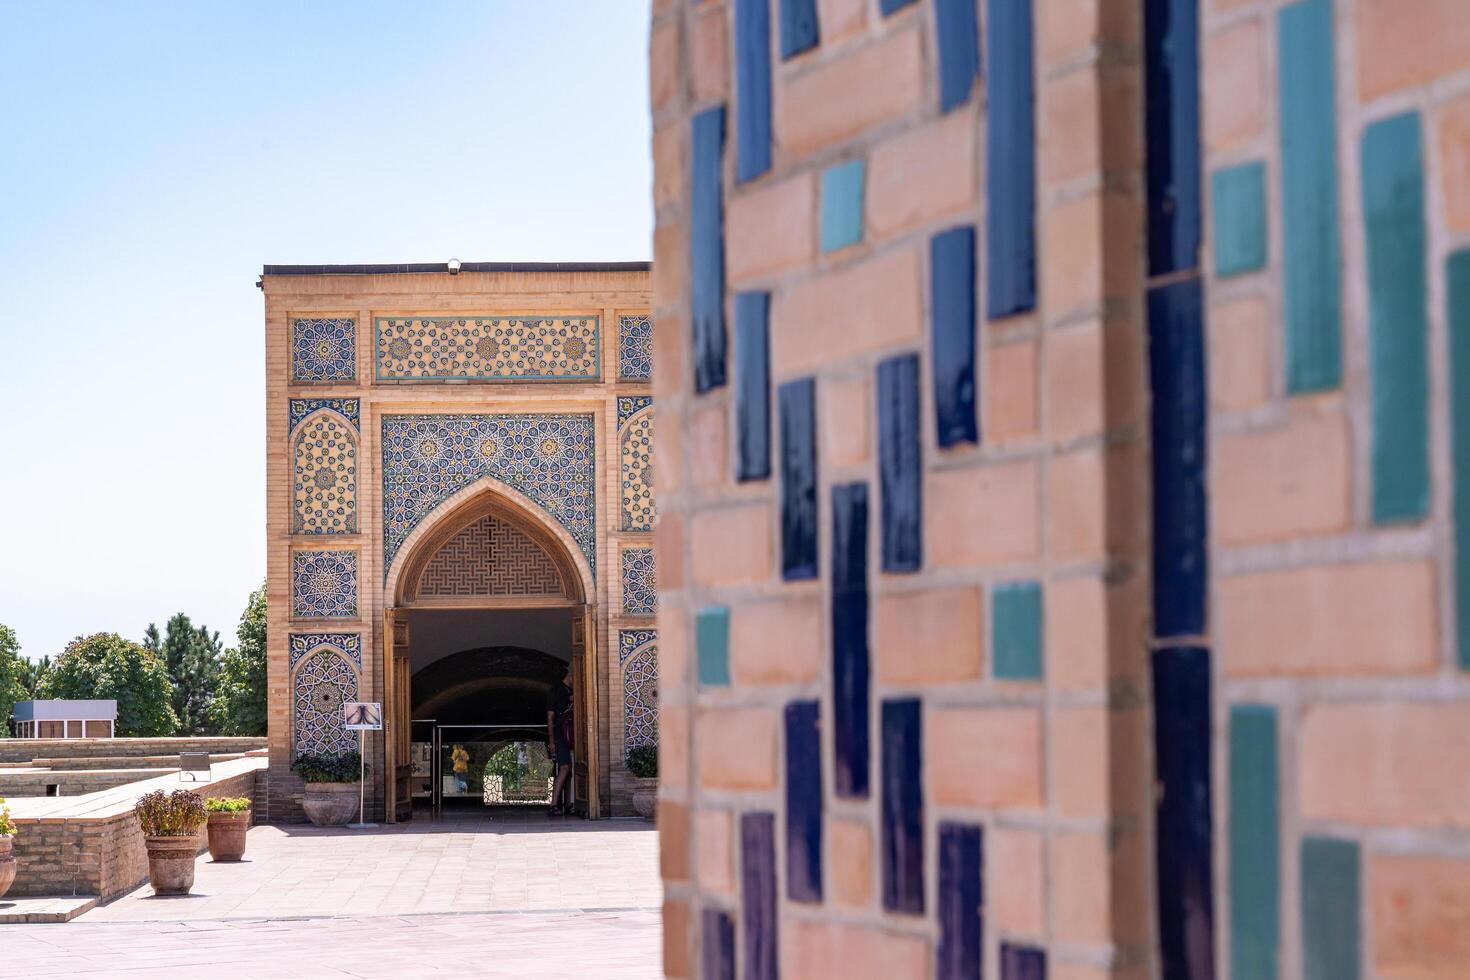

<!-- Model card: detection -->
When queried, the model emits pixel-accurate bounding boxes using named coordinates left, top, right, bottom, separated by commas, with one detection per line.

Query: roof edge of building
left=260, top=261, right=651, bottom=276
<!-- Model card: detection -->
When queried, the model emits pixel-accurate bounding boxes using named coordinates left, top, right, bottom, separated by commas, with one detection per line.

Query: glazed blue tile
left=831, top=482, right=870, bottom=799
left=696, top=607, right=731, bottom=687
left=702, top=908, right=736, bottom=980
left=735, top=292, right=772, bottom=482
left=1144, top=0, right=1202, bottom=276
left=1301, top=837, right=1360, bottom=980
left=821, top=160, right=865, bottom=252
left=740, top=812, right=779, bottom=980
left=785, top=701, right=823, bottom=903
left=932, top=226, right=980, bottom=446
left=1000, top=944, right=1046, bottom=980
left=1279, top=0, right=1342, bottom=393
left=1362, top=112, right=1429, bottom=525
left=1448, top=249, right=1470, bottom=670
left=780, top=378, right=819, bottom=580
left=878, top=353, right=922, bottom=572
left=1230, top=705, right=1279, bottom=980
left=992, top=581, right=1043, bottom=680
left=880, top=0, right=917, bottom=13
left=936, top=0, right=980, bottom=113
left=880, top=698, right=924, bottom=915
left=735, top=0, right=772, bottom=183
left=1212, top=162, right=1268, bottom=278
left=779, top=0, right=819, bottom=59
left=937, top=823, right=983, bottom=980
left=1148, top=277, right=1208, bottom=638
left=691, top=106, right=728, bottom=392
left=985, top=0, right=1037, bottom=318
left=1152, top=646, right=1216, bottom=980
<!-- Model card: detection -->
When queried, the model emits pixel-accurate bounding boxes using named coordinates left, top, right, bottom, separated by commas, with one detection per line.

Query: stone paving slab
left=0, top=895, right=99, bottom=923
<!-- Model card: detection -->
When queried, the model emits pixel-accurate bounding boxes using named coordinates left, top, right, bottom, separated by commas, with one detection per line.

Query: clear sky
left=0, top=1, right=653, bottom=660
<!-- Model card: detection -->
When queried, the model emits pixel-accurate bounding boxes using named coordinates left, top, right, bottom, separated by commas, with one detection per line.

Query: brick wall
left=651, top=0, right=1470, bottom=977
left=0, top=737, right=265, bottom=765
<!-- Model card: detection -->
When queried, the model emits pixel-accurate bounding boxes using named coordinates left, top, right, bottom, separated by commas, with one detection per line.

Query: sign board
left=343, top=702, right=383, bottom=731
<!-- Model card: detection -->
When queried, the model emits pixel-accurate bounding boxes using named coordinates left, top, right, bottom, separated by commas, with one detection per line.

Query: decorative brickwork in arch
left=416, top=511, right=567, bottom=599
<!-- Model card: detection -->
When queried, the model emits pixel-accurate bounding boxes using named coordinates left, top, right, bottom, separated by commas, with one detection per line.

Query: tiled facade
left=650, top=1, right=1470, bottom=978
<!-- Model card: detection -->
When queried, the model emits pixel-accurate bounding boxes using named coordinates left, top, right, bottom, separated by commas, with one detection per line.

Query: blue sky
left=0, top=2, right=653, bottom=660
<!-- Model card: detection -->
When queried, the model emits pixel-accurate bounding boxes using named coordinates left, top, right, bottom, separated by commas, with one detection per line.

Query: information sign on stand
left=342, top=702, right=382, bottom=829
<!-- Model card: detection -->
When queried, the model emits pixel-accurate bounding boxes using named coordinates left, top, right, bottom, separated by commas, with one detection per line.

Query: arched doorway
left=382, top=481, right=598, bottom=822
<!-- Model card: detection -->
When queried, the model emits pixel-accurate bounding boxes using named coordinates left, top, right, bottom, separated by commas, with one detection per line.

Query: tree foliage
left=0, top=625, right=27, bottom=738
left=145, top=614, right=221, bottom=736
left=38, top=633, right=178, bottom=736
left=209, top=584, right=267, bottom=737
left=18, top=655, right=51, bottom=697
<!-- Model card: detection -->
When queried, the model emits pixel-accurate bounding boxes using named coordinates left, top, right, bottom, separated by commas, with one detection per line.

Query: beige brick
left=1053, top=706, right=1108, bottom=817
left=695, top=808, right=734, bottom=896
left=652, top=123, right=685, bottom=214
left=661, top=704, right=690, bottom=791
left=875, top=587, right=985, bottom=683
left=773, top=247, right=921, bottom=375
left=822, top=375, right=870, bottom=468
left=992, top=827, right=1045, bottom=935
left=817, top=0, right=867, bottom=46
left=1219, top=561, right=1437, bottom=677
left=730, top=596, right=823, bottom=685
left=929, top=460, right=1041, bottom=566
left=866, top=111, right=976, bottom=241
left=1208, top=296, right=1271, bottom=412
left=1356, top=0, right=1470, bottom=99
left=659, top=799, right=690, bottom=881
left=649, top=18, right=679, bottom=113
left=1439, top=94, right=1470, bottom=234
left=985, top=340, right=1039, bottom=443
left=1372, top=855, right=1470, bottom=977
left=1041, top=67, right=1100, bottom=183
left=698, top=708, right=778, bottom=790
left=659, top=606, right=690, bottom=689
left=690, top=505, right=774, bottom=586
left=1042, top=194, right=1103, bottom=317
left=663, top=899, right=691, bottom=978
left=1214, top=412, right=1351, bottom=545
left=1047, top=575, right=1107, bottom=690
left=1045, top=320, right=1104, bottom=440
left=689, top=4, right=728, bottom=103
left=652, top=219, right=686, bottom=311
left=1052, top=831, right=1110, bottom=943
left=929, top=706, right=1044, bottom=809
left=1038, top=0, right=1131, bottom=67
left=1301, top=703, right=1470, bottom=828
left=1048, top=448, right=1106, bottom=561
left=776, top=29, right=923, bottom=157
left=829, top=817, right=873, bottom=908
left=689, top=402, right=729, bottom=488
left=784, top=921, right=929, bottom=980
left=1204, top=19, right=1266, bottom=151
left=727, top=173, right=816, bottom=285
left=653, top=309, right=686, bottom=401
left=656, top=510, right=686, bottom=592
left=656, top=401, right=685, bottom=498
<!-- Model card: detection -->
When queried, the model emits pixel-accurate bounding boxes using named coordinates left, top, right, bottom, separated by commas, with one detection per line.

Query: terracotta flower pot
left=0, top=836, right=15, bottom=900
left=631, top=778, right=657, bottom=820
left=301, top=782, right=359, bottom=827
left=145, top=835, right=199, bottom=896
left=207, top=811, right=251, bottom=862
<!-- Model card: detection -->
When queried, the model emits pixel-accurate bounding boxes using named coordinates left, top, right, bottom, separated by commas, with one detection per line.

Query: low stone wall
left=0, top=768, right=175, bottom=797
left=0, top=737, right=265, bottom=765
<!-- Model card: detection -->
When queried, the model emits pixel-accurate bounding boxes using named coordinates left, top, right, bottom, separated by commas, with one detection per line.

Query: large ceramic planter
left=207, top=811, right=251, bottom=862
left=0, top=836, right=15, bottom=900
left=145, top=835, right=199, bottom=896
left=302, top=782, right=358, bottom=827
left=631, top=778, right=657, bottom=820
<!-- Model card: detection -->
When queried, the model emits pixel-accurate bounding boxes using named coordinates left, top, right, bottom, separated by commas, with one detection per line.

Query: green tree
left=39, top=633, right=177, bottom=736
left=18, top=655, right=52, bottom=696
left=145, top=614, right=221, bottom=735
left=0, top=625, right=28, bottom=737
left=209, top=584, right=268, bottom=737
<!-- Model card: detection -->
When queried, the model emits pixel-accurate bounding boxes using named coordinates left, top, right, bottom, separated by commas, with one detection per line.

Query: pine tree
left=146, top=614, right=221, bottom=736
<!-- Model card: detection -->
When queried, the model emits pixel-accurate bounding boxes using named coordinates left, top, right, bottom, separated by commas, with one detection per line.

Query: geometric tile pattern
left=292, top=647, right=359, bottom=756
left=291, top=551, right=359, bottom=619
left=417, top=512, right=567, bottom=598
left=619, top=630, right=658, bottom=756
left=619, top=629, right=659, bottom=666
left=288, top=633, right=363, bottom=670
left=621, top=547, right=656, bottom=616
left=375, top=317, right=601, bottom=381
left=619, top=398, right=655, bottom=532
left=289, top=398, right=360, bottom=434
left=291, top=318, right=356, bottom=383
left=619, top=315, right=652, bottom=380
left=381, top=414, right=597, bottom=577
left=294, top=411, right=358, bottom=534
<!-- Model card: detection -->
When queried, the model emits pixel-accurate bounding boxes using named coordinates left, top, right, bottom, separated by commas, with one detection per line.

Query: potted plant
left=0, top=798, right=16, bottom=901
left=292, top=751, right=362, bottom=827
left=134, top=789, right=208, bottom=896
left=204, top=797, right=252, bottom=862
left=627, top=744, right=658, bottom=820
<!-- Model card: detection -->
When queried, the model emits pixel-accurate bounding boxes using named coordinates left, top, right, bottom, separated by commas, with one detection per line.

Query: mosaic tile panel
left=619, top=629, right=658, bottom=666
left=292, top=318, right=356, bottom=382
left=618, top=315, right=652, bottom=380
left=288, top=633, right=362, bottom=670
left=289, top=398, right=360, bottom=434
left=621, top=547, right=657, bottom=616
left=291, top=551, right=358, bottom=619
left=381, top=414, right=596, bottom=577
left=292, top=648, right=359, bottom=756
left=619, top=399, right=655, bottom=532
left=293, top=412, right=358, bottom=534
left=375, top=317, right=600, bottom=381
left=620, top=631, right=659, bottom=756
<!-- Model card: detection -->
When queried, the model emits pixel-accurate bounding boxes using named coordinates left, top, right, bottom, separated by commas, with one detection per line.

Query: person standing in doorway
left=546, top=666, right=574, bottom=816
left=451, top=744, right=469, bottom=794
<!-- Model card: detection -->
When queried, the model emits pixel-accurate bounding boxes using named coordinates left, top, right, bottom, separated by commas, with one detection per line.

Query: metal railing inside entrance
left=411, top=722, right=555, bottom=815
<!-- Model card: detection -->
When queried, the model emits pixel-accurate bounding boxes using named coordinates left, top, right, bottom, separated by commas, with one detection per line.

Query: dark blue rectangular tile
left=785, top=701, right=823, bottom=903
left=691, top=106, right=728, bottom=393
left=1152, top=646, right=1216, bottom=980
left=740, top=812, right=779, bottom=980
left=936, top=0, right=980, bottom=113
left=1449, top=249, right=1470, bottom=670
left=831, top=482, right=870, bottom=799
left=1148, top=277, right=1208, bottom=639
left=702, top=908, right=735, bottom=980
left=931, top=226, right=979, bottom=446
left=985, top=0, right=1037, bottom=318
left=1300, top=837, right=1360, bottom=980
left=780, top=378, right=819, bottom=580
left=1230, top=705, right=1279, bottom=980
left=735, top=0, right=772, bottom=183
left=1144, top=0, right=1202, bottom=276
left=1001, top=943, right=1046, bottom=980
left=880, top=0, right=918, bottom=13
left=937, top=822, right=983, bottom=980
left=779, top=0, right=819, bottom=59
left=735, top=292, right=772, bottom=481
left=878, top=353, right=922, bottom=572
left=880, top=698, right=923, bottom=915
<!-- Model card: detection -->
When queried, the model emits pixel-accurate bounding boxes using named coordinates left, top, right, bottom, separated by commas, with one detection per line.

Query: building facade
left=262, top=263, right=655, bottom=821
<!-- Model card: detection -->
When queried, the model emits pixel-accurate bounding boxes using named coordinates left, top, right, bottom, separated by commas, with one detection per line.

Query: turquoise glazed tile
left=1229, top=705, right=1279, bottom=980
left=1213, top=162, right=1268, bottom=278
left=992, top=581, right=1042, bottom=680
left=696, top=607, right=731, bottom=686
left=1362, top=111, right=1429, bottom=525
left=821, top=159, right=865, bottom=252
left=1449, top=249, right=1470, bottom=670
left=1301, top=837, right=1360, bottom=980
